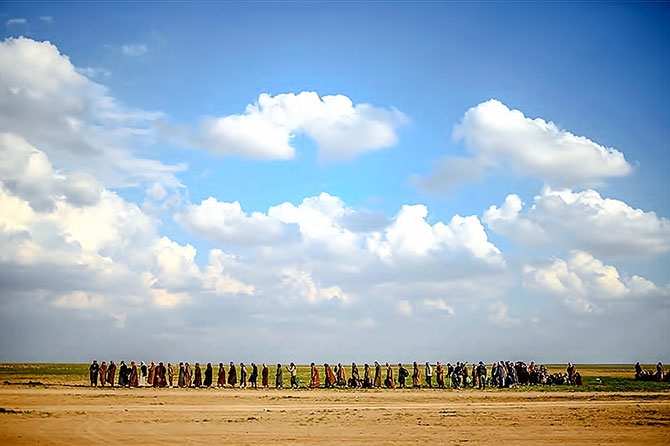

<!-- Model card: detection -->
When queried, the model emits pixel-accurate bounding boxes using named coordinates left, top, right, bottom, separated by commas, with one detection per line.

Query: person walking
left=425, top=362, right=433, bottom=388
left=89, top=360, right=99, bottom=387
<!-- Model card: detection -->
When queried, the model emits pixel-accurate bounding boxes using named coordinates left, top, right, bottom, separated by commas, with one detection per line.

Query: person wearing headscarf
left=146, top=362, right=155, bottom=387
left=240, top=363, right=248, bottom=388
left=129, top=361, right=139, bottom=387
left=262, top=363, right=269, bottom=388
left=140, top=361, right=147, bottom=386
left=178, top=362, right=185, bottom=387
left=287, top=362, right=298, bottom=389
left=436, top=361, right=445, bottom=388
left=350, top=363, right=361, bottom=388
left=657, top=362, right=665, bottom=381
left=336, top=363, right=346, bottom=387
left=184, top=362, right=192, bottom=387
left=477, top=362, right=487, bottom=389
left=385, top=362, right=396, bottom=389
left=193, top=362, right=202, bottom=387
left=275, top=363, right=283, bottom=389
left=203, top=363, right=213, bottom=387
left=324, top=363, right=336, bottom=388
left=217, top=362, right=226, bottom=387
left=310, top=363, right=320, bottom=388
left=155, top=362, right=166, bottom=388
left=118, top=361, right=128, bottom=387
left=249, top=363, right=258, bottom=388
left=99, top=361, right=108, bottom=387
left=412, top=362, right=421, bottom=388
left=89, top=360, right=99, bottom=387
left=167, top=363, right=174, bottom=388
left=374, top=361, right=382, bottom=388
left=107, top=361, right=117, bottom=387
left=398, top=363, right=408, bottom=388
left=425, top=362, right=433, bottom=388
left=228, top=362, right=237, bottom=387
left=363, top=364, right=372, bottom=388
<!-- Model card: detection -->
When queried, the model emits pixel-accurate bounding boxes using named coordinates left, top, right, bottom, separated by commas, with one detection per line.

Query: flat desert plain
left=1, top=386, right=668, bottom=445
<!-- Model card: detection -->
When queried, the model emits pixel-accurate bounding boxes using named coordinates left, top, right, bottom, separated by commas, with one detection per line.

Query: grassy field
left=1, top=363, right=668, bottom=392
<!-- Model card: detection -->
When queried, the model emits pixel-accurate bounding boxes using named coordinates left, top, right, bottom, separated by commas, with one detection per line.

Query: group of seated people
left=86, top=359, right=594, bottom=389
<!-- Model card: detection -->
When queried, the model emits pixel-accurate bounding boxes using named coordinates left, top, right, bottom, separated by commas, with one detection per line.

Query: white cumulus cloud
left=484, top=187, right=669, bottom=258
left=196, top=91, right=406, bottom=161
left=414, top=99, right=632, bottom=192
left=523, top=250, right=667, bottom=313
left=0, top=37, right=183, bottom=190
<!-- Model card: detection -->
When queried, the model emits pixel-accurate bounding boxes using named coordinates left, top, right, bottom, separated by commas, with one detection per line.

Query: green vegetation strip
left=1, top=364, right=668, bottom=392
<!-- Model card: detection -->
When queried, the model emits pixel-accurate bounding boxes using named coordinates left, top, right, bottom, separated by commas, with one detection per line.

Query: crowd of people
left=87, top=359, right=599, bottom=389
left=634, top=362, right=667, bottom=382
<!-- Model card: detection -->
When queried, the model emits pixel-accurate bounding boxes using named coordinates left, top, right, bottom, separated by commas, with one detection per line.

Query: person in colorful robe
left=336, top=363, right=346, bottom=387
left=412, top=362, right=421, bottom=388
left=228, top=362, right=237, bottom=387
left=167, top=363, right=174, bottom=387
left=309, top=363, right=320, bottom=388
left=324, top=363, right=336, bottom=388
left=107, top=361, right=117, bottom=387
left=374, top=362, right=382, bottom=388
left=194, top=362, right=203, bottom=387
left=99, top=361, right=108, bottom=387
left=262, top=363, right=269, bottom=388
left=129, top=361, right=139, bottom=387
left=436, top=361, right=445, bottom=388
left=217, top=363, right=226, bottom=387
left=350, top=363, right=361, bottom=388
left=184, top=362, right=192, bottom=387
left=385, top=362, right=395, bottom=389
left=148, top=362, right=156, bottom=387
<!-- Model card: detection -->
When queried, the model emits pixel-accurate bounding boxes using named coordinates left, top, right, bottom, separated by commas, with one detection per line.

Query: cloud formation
left=523, top=250, right=667, bottom=313
left=414, top=99, right=632, bottom=192
left=196, top=91, right=407, bottom=161
left=122, top=43, right=148, bottom=56
left=0, top=37, right=183, bottom=190
left=6, top=18, right=27, bottom=26
left=483, top=187, right=669, bottom=259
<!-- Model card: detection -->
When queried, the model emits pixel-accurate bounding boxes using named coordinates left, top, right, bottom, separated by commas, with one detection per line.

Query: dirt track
left=1, top=387, right=668, bottom=444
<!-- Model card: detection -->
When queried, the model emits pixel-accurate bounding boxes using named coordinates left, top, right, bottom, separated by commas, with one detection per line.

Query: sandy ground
left=0, top=386, right=668, bottom=445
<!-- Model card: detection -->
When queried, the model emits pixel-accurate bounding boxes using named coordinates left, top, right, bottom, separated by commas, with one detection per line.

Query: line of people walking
left=88, top=359, right=587, bottom=389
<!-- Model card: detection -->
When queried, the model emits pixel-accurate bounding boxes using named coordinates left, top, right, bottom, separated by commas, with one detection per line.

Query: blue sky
left=0, top=2, right=668, bottom=364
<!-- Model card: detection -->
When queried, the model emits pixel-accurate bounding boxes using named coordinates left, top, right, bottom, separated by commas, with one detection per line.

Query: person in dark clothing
left=228, top=362, right=237, bottom=387
left=398, top=363, right=409, bottom=388
left=203, top=363, right=213, bottom=387
left=275, top=363, right=283, bottom=388
left=107, top=361, right=117, bottom=387
left=477, top=361, right=487, bottom=389
left=249, top=363, right=258, bottom=388
left=120, top=361, right=131, bottom=387
left=89, top=360, right=99, bottom=387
